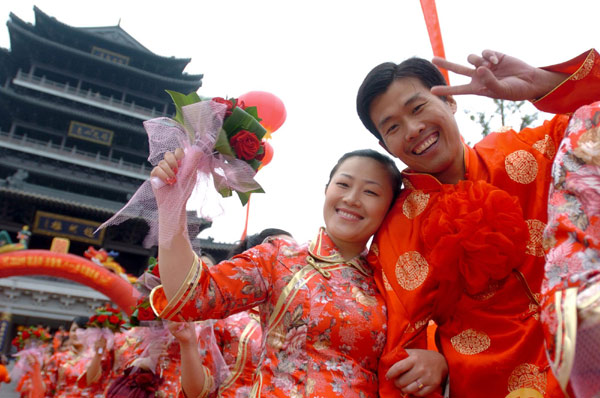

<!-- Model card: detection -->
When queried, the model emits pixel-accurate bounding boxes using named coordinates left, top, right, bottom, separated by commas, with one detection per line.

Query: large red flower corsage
left=421, top=180, right=528, bottom=317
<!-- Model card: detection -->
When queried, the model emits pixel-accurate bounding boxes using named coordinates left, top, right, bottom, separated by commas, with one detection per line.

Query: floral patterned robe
left=43, top=347, right=111, bottom=398
left=370, top=49, right=600, bottom=398
left=214, top=311, right=262, bottom=398
left=104, top=328, right=143, bottom=394
left=542, top=100, right=600, bottom=397
left=152, top=229, right=387, bottom=398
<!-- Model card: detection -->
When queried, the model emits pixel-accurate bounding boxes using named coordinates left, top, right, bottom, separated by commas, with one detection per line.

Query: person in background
left=0, top=354, right=11, bottom=391
left=541, top=100, right=600, bottom=397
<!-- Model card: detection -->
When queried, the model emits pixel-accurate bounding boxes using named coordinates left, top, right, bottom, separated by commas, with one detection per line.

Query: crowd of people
left=3, top=47, right=599, bottom=398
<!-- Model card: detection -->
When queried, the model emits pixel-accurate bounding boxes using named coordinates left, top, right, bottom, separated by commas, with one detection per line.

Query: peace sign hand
left=431, top=50, right=565, bottom=101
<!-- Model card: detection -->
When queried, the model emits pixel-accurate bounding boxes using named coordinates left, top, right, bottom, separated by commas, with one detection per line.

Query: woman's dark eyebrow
left=340, top=173, right=382, bottom=187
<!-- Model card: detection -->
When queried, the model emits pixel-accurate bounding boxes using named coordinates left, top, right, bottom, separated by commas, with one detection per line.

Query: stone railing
left=13, top=69, right=170, bottom=120
left=0, top=130, right=149, bottom=180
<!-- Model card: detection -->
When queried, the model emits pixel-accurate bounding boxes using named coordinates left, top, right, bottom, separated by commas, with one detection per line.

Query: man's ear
left=378, top=140, right=394, bottom=156
left=446, top=95, right=457, bottom=114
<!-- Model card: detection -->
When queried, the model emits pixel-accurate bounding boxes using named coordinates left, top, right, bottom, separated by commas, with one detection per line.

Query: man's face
left=369, top=77, right=465, bottom=184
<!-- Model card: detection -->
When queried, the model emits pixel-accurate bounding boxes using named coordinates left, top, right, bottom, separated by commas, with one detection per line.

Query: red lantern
left=238, top=91, right=286, bottom=134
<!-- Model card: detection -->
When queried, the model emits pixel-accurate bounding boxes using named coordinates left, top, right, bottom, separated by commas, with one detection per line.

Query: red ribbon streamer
left=420, top=0, right=450, bottom=84
left=241, top=194, right=251, bottom=241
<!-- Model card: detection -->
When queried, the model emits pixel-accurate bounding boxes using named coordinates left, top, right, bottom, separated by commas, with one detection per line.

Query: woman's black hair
left=327, top=149, right=402, bottom=203
left=356, top=57, right=448, bottom=141
left=72, top=316, right=89, bottom=329
left=227, top=228, right=293, bottom=258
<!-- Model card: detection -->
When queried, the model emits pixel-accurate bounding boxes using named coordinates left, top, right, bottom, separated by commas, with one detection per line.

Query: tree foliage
left=467, top=99, right=539, bottom=137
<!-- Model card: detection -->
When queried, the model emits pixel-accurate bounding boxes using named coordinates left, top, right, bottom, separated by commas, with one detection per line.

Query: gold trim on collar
left=308, top=228, right=370, bottom=277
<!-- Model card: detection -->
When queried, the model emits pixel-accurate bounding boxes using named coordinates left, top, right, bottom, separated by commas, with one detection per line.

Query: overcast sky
left=1, top=0, right=598, bottom=246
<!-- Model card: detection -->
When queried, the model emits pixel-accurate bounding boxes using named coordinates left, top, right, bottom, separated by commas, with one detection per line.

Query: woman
left=43, top=317, right=109, bottom=398
left=151, top=148, right=448, bottom=397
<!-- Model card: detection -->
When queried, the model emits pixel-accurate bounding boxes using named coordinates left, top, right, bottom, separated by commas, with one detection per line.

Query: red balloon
left=260, top=141, right=274, bottom=168
left=238, top=91, right=286, bottom=134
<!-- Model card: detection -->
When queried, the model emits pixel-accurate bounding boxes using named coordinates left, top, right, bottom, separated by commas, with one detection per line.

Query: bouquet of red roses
left=11, top=326, right=51, bottom=350
left=166, top=91, right=268, bottom=204
left=88, top=304, right=126, bottom=332
left=98, top=90, right=282, bottom=249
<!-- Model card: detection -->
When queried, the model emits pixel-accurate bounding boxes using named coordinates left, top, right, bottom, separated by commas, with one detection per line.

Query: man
left=356, top=49, right=600, bottom=398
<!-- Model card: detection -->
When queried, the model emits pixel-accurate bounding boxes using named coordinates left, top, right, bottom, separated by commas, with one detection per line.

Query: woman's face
left=323, top=156, right=394, bottom=254
left=68, top=322, right=81, bottom=345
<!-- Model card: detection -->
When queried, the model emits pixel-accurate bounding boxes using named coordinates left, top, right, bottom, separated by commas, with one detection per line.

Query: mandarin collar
left=308, top=228, right=370, bottom=276
left=402, top=142, right=474, bottom=190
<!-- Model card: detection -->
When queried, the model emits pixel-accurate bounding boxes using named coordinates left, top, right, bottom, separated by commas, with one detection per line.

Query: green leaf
left=166, top=90, right=202, bottom=125
left=166, top=90, right=202, bottom=142
left=222, top=107, right=266, bottom=140
left=214, top=128, right=235, bottom=157
left=236, top=186, right=265, bottom=206
left=247, top=158, right=261, bottom=171
left=244, top=106, right=261, bottom=121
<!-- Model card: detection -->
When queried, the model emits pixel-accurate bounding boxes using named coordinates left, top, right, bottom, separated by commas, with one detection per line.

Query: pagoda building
left=0, top=7, right=235, bottom=347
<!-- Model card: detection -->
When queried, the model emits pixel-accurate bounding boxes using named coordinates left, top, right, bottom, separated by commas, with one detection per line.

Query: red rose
left=97, top=314, right=108, bottom=323
left=230, top=130, right=260, bottom=160
left=137, top=306, right=156, bottom=321
left=212, top=97, right=234, bottom=117
left=89, top=315, right=97, bottom=323
left=236, top=99, right=246, bottom=110
left=109, top=315, right=120, bottom=324
left=12, top=337, right=18, bottom=346
left=21, top=330, right=30, bottom=339
left=33, top=329, right=41, bottom=338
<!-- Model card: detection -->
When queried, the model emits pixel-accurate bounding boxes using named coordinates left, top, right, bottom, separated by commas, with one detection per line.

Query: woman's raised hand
left=150, top=148, right=185, bottom=186
left=168, top=322, right=197, bottom=347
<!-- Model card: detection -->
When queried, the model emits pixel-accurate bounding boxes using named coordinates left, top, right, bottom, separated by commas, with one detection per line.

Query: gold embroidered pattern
left=402, top=178, right=414, bottom=190
left=532, top=135, right=556, bottom=159
left=526, top=219, right=546, bottom=257
left=414, top=317, right=430, bottom=332
left=402, top=190, right=430, bottom=219
left=450, top=329, right=491, bottom=355
left=395, top=251, right=429, bottom=291
left=505, top=150, right=538, bottom=184
left=370, top=243, right=380, bottom=258
left=572, top=51, right=595, bottom=81
left=507, top=363, right=547, bottom=394
left=495, top=126, right=512, bottom=133
left=382, top=271, right=393, bottom=291
left=469, top=280, right=503, bottom=301
left=529, top=293, right=542, bottom=320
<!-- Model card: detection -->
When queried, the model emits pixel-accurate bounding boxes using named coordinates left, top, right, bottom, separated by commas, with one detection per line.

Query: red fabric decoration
left=421, top=180, right=528, bottom=321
